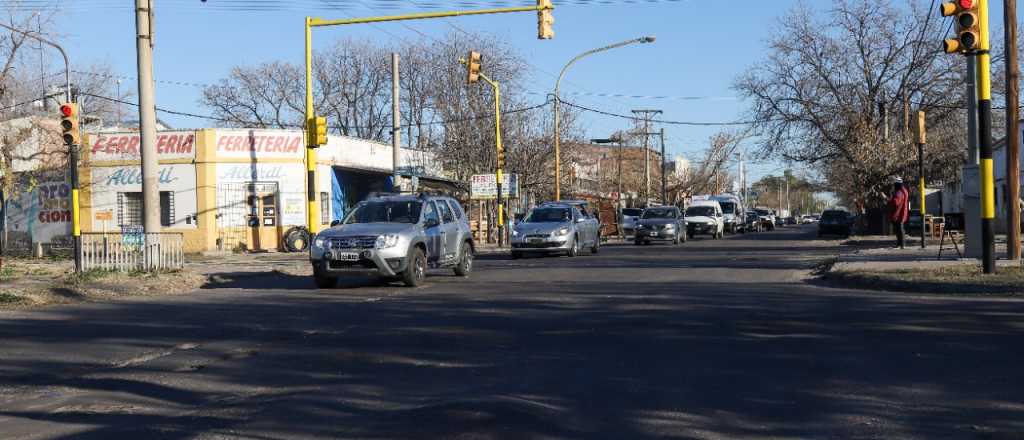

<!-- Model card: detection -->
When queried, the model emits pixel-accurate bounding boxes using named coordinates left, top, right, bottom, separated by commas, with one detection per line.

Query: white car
left=685, top=201, right=725, bottom=239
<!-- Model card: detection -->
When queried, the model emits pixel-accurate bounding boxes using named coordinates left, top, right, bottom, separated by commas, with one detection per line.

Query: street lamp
left=553, top=36, right=655, bottom=201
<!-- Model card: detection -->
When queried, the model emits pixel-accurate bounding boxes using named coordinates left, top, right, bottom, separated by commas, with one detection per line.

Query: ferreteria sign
left=89, top=131, right=196, bottom=162
left=215, top=130, right=305, bottom=159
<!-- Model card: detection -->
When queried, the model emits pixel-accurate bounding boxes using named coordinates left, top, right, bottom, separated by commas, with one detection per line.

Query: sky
left=34, top=0, right=1023, bottom=184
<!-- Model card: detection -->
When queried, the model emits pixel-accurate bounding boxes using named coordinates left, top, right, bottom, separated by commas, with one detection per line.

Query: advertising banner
left=470, top=174, right=519, bottom=200
left=3, top=179, right=72, bottom=245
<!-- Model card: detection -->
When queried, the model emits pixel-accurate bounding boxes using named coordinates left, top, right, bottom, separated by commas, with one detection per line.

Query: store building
left=80, top=128, right=446, bottom=253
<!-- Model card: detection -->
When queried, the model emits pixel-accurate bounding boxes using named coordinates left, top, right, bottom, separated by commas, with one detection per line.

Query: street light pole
left=553, top=36, right=655, bottom=201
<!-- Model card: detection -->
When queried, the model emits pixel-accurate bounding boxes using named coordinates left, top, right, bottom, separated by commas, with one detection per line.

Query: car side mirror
left=330, top=220, right=342, bottom=227
left=425, top=218, right=440, bottom=228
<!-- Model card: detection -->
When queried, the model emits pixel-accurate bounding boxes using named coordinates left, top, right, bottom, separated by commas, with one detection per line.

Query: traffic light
left=537, top=0, right=554, bottom=40
left=59, top=103, right=79, bottom=145
left=497, top=148, right=506, bottom=169
left=308, top=115, right=328, bottom=147
left=467, top=51, right=482, bottom=84
left=941, top=0, right=980, bottom=53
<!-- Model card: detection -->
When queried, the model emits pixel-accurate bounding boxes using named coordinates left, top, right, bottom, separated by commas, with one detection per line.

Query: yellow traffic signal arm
left=309, top=4, right=548, bottom=28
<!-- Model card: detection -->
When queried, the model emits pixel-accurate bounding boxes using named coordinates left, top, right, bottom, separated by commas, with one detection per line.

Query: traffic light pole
left=479, top=73, right=505, bottom=247
left=0, top=21, right=79, bottom=272
left=977, top=0, right=997, bottom=273
left=304, top=4, right=551, bottom=234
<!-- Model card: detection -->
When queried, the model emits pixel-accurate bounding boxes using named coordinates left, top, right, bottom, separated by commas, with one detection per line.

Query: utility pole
left=391, top=52, right=401, bottom=190
left=135, top=0, right=160, bottom=267
left=660, top=128, right=666, bottom=203
left=632, top=109, right=661, bottom=205
left=916, top=110, right=927, bottom=249
left=1005, top=0, right=1021, bottom=261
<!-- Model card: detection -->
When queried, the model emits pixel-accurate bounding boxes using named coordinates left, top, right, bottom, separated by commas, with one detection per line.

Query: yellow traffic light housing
left=941, top=0, right=980, bottom=53
left=59, top=102, right=80, bottom=145
left=467, top=51, right=482, bottom=84
left=308, top=116, right=328, bottom=147
left=537, top=0, right=554, bottom=40
left=497, top=148, right=506, bottom=169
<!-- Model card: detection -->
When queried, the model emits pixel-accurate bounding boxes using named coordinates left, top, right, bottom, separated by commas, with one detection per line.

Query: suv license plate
left=529, top=238, right=543, bottom=244
left=333, top=251, right=359, bottom=261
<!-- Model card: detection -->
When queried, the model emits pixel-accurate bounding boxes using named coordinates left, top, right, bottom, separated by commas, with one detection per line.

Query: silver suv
left=310, top=194, right=474, bottom=288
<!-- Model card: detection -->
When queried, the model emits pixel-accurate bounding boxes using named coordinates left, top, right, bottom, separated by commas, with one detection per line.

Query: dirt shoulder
left=821, top=264, right=1024, bottom=296
left=0, top=257, right=206, bottom=309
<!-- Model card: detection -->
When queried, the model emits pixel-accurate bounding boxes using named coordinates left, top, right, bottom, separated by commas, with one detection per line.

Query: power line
left=561, top=100, right=753, bottom=126
left=79, top=92, right=551, bottom=130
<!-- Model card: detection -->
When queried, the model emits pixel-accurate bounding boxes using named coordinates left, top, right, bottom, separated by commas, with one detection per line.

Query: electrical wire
left=560, top=100, right=753, bottom=126
left=79, top=91, right=551, bottom=130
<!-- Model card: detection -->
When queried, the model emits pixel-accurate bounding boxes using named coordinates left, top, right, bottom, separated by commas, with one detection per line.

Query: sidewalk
left=823, top=235, right=1024, bottom=295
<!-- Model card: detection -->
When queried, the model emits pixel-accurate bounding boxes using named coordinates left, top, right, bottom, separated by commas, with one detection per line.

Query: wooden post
left=1005, top=0, right=1021, bottom=260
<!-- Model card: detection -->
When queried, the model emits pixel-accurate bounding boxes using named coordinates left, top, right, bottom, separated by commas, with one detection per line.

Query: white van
left=685, top=200, right=725, bottom=239
left=712, top=194, right=744, bottom=234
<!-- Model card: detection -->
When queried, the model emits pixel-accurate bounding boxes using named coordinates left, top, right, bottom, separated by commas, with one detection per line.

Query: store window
left=118, top=191, right=174, bottom=227
left=321, top=192, right=330, bottom=225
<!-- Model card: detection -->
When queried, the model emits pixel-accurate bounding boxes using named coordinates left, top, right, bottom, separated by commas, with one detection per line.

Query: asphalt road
left=1, top=225, right=1023, bottom=439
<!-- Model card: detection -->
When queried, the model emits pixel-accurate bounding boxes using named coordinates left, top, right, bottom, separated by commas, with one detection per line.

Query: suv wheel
left=454, top=242, right=473, bottom=277
left=567, top=237, right=579, bottom=257
left=401, top=247, right=427, bottom=287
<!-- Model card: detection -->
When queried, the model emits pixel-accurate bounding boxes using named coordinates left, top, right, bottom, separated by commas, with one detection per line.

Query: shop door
left=246, top=183, right=281, bottom=251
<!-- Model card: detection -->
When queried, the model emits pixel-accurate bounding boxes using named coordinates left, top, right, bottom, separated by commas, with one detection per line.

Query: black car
left=817, top=209, right=855, bottom=238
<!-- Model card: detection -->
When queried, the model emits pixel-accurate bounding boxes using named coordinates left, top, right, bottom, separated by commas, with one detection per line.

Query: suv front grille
left=330, top=236, right=377, bottom=249
left=524, top=234, right=549, bottom=239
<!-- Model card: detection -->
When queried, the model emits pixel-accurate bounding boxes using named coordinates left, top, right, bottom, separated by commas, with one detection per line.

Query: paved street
left=1, top=226, right=1023, bottom=439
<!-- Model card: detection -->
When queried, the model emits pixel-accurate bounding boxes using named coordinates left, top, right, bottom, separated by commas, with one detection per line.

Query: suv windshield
left=686, top=206, right=715, bottom=217
left=719, top=202, right=736, bottom=214
left=642, top=208, right=675, bottom=219
left=344, top=200, right=423, bottom=224
left=525, top=207, right=571, bottom=223
left=622, top=208, right=642, bottom=217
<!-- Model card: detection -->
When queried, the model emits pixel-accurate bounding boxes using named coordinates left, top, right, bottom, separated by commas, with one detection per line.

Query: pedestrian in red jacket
left=888, top=177, right=910, bottom=249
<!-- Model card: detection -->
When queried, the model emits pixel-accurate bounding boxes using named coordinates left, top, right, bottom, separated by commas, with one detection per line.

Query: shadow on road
left=0, top=226, right=1022, bottom=439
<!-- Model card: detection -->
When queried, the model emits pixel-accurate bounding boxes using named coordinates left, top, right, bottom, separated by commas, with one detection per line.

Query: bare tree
left=735, top=0, right=966, bottom=207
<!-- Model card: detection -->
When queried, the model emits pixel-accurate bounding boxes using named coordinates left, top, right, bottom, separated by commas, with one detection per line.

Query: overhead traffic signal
left=537, top=0, right=554, bottom=40
left=59, top=103, right=79, bottom=146
left=308, top=115, right=328, bottom=147
left=941, top=0, right=980, bottom=53
left=467, top=51, right=482, bottom=84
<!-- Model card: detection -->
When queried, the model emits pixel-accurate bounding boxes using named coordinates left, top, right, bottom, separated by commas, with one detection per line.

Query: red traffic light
left=958, top=0, right=974, bottom=9
left=60, top=104, right=74, bottom=117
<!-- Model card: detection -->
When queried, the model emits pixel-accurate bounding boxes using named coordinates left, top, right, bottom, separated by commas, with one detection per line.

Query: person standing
left=888, top=177, right=910, bottom=249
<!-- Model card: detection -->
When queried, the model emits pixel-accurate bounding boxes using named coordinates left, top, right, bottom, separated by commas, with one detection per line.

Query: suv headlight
left=664, top=224, right=675, bottom=229
left=512, top=229, right=520, bottom=237
left=375, top=234, right=400, bottom=249
left=555, top=227, right=570, bottom=236
left=313, top=236, right=328, bottom=249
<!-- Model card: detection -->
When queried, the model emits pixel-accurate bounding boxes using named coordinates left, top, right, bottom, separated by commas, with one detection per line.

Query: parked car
left=634, top=206, right=686, bottom=245
left=712, top=194, right=745, bottom=234
left=511, top=203, right=601, bottom=258
left=685, top=200, right=725, bottom=239
left=620, top=208, right=643, bottom=236
left=309, top=193, right=474, bottom=288
left=744, top=211, right=763, bottom=232
left=800, top=215, right=815, bottom=224
left=754, top=208, right=776, bottom=231
left=817, top=209, right=856, bottom=238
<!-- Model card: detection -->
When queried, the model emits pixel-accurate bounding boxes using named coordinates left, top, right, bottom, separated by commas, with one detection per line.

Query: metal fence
left=79, top=232, right=185, bottom=272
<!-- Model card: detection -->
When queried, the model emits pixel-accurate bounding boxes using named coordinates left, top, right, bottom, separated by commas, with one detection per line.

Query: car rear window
left=821, top=211, right=847, bottom=220
left=622, top=209, right=642, bottom=216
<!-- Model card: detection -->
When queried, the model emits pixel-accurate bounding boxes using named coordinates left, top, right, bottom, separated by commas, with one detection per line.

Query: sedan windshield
left=686, top=207, right=715, bottom=217
left=755, top=209, right=771, bottom=216
left=344, top=201, right=422, bottom=224
left=642, top=208, right=675, bottom=219
left=622, top=208, right=643, bottom=217
left=525, top=208, right=571, bottom=223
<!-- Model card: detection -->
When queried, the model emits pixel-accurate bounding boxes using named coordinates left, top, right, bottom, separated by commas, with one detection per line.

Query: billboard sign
left=470, top=174, right=519, bottom=200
